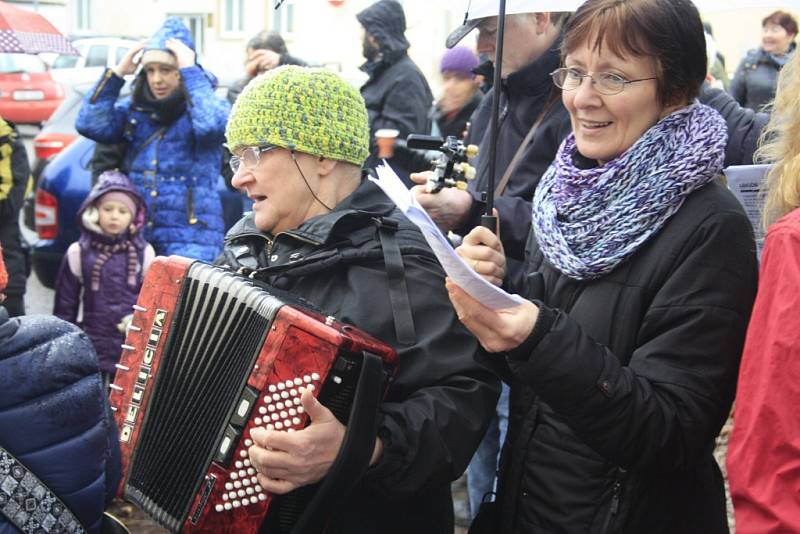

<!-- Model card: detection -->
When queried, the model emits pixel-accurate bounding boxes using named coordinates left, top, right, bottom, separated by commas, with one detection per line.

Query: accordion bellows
left=109, top=256, right=396, bottom=533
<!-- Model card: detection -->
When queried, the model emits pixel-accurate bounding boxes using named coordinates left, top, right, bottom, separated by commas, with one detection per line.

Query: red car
left=0, top=53, right=63, bottom=124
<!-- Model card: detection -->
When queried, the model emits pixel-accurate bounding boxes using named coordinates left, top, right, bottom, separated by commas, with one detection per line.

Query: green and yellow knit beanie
left=226, top=66, right=370, bottom=167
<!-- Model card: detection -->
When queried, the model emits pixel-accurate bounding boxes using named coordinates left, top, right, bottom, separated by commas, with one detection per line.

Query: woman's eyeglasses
left=550, top=67, right=656, bottom=96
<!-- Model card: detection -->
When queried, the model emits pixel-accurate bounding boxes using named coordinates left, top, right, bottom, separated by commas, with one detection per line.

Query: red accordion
left=108, top=256, right=397, bottom=533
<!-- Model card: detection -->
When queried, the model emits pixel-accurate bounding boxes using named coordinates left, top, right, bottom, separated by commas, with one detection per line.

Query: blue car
left=32, top=136, right=244, bottom=289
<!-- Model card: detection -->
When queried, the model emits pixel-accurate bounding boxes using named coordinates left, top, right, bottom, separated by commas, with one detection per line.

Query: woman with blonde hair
left=727, top=50, right=800, bottom=534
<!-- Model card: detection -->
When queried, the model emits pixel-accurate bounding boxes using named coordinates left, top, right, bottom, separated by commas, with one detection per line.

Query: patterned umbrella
left=0, top=1, right=78, bottom=55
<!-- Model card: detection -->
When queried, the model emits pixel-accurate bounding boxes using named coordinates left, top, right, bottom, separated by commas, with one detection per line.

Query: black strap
left=289, top=352, right=387, bottom=534
left=0, top=445, right=87, bottom=533
left=376, top=218, right=416, bottom=345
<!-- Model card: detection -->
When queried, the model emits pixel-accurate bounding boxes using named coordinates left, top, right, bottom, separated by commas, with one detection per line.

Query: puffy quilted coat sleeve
left=53, top=243, right=82, bottom=325
left=76, top=69, right=129, bottom=145
left=507, top=207, right=757, bottom=473
left=727, top=211, right=800, bottom=534
left=730, top=56, right=750, bottom=107
left=180, top=65, right=229, bottom=149
left=0, top=312, right=121, bottom=534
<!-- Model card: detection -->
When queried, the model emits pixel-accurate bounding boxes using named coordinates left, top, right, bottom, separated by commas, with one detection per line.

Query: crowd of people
left=1, top=0, right=799, bottom=533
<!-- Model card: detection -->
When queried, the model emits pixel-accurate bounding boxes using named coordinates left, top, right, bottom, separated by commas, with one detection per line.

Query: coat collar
left=226, top=178, right=396, bottom=248
left=504, top=34, right=563, bottom=100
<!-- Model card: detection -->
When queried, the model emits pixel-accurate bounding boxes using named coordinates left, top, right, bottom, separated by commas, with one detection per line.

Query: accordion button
left=244, top=439, right=253, bottom=447
left=259, top=493, right=267, bottom=501
left=267, top=405, right=275, bottom=412
left=268, top=385, right=277, bottom=393
left=234, top=481, right=242, bottom=489
left=298, top=406, right=305, bottom=413
left=303, top=376, right=312, bottom=383
left=285, top=380, right=294, bottom=388
left=281, top=392, right=289, bottom=399
left=230, top=472, right=238, bottom=480
left=254, top=417, right=262, bottom=425
left=272, top=394, right=281, bottom=401
left=277, top=383, right=285, bottom=391
left=246, top=487, right=254, bottom=495
left=294, top=378, right=303, bottom=386
left=253, top=478, right=261, bottom=487
left=312, top=373, right=320, bottom=381
left=289, top=408, right=297, bottom=416
left=271, top=413, right=279, bottom=421
left=293, top=398, right=302, bottom=406
left=239, top=469, right=248, bottom=477
left=238, top=490, right=246, bottom=498
left=240, top=450, right=248, bottom=458
left=250, top=496, right=259, bottom=504
left=258, top=407, right=267, bottom=415
left=248, top=468, right=256, bottom=476
left=222, top=494, right=229, bottom=501
left=229, top=491, right=238, bottom=499
left=280, top=411, right=288, bottom=418
left=267, top=424, right=274, bottom=430
left=276, top=422, right=284, bottom=430
left=235, top=461, right=243, bottom=469
left=244, top=459, right=251, bottom=467
left=215, top=504, right=224, bottom=513
left=308, top=384, right=316, bottom=392
left=289, top=389, right=297, bottom=397
left=242, top=478, right=251, bottom=487
left=293, top=417, right=301, bottom=425
left=225, top=483, right=233, bottom=490
left=233, top=501, right=241, bottom=508
left=224, top=503, right=232, bottom=511
left=276, top=402, right=284, bottom=410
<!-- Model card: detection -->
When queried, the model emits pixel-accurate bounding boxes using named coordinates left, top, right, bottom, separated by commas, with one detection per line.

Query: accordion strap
left=290, top=351, right=386, bottom=534
left=0, top=445, right=87, bottom=534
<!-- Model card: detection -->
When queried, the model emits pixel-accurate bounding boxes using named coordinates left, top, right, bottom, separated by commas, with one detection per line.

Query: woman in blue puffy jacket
left=0, top=244, right=121, bottom=533
left=77, top=17, right=230, bottom=261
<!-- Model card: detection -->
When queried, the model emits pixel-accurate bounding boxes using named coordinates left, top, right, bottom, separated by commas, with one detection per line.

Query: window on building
left=172, top=14, right=206, bottom=54
left=74, top=0, right=92, bottom=32
left=271, top=1, right=295, bottom=34
left=222, top=0, right=245, bottom=35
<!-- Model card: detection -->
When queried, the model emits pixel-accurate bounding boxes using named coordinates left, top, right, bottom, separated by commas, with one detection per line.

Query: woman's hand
left=113, top=43, right=144, bottom=77
left=166, top=38, right=196, bottom=68
left=447, top=280, right=539, bottom=353
left=456, top=221, right=506, bottom=287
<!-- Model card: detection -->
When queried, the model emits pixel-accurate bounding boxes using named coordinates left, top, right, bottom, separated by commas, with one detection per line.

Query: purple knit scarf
left=532, top=103, right=727, bottom=280
left=89, top=238, right=139, bottom=292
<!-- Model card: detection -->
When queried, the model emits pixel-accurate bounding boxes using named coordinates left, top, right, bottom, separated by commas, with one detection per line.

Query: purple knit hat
left=440, top=46, right=478, bottom=78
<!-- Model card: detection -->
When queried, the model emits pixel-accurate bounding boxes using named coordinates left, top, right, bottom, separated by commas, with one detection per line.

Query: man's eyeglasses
left=550, top=67, right=657, bottom=96
left=229, top=145, right=279, bottom=174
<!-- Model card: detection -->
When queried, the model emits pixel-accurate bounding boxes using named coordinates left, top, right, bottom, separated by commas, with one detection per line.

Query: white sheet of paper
left=370, top=163, right=526, bottom=310
left=725, top=164, right=770, bottom=257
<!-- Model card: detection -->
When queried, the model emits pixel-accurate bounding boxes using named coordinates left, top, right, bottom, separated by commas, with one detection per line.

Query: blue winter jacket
left=0, top=307, right=121, bottom=534
left=76, top=20, right=230, bottom=261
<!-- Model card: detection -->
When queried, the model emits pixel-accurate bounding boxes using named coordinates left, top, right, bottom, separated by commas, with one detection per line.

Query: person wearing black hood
left=356, top=0, right=433, bottom=187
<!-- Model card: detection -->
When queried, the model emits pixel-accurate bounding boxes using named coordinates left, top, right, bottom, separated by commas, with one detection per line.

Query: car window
left=0, top=53, right=47, bottom=73
left=115, top=47, right=131, bottom=65
left=85, top=45, right=109, bottom=68
left=52, top=54, right=79, bottom=68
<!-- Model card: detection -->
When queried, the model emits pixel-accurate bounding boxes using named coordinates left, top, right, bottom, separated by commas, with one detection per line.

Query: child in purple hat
left=54, top=170, right=155, bottom=386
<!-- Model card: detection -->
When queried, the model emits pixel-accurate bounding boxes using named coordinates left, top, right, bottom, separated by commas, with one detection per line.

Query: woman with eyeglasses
left=448, top=0, right=757, bottom=532
left=76, top=18, right=230, bottom=262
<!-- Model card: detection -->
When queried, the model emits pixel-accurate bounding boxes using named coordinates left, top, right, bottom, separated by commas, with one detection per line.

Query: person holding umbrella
left=448, top=0, right=757, bottom=532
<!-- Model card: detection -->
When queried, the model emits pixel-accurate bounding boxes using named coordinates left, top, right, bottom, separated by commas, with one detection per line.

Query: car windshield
left=51, top=54, right=79, bottom=68
left=0, top=53, right=47, bottom=74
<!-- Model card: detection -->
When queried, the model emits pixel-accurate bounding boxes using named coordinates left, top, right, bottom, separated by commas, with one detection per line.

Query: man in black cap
left=357, top=0, right=433, bottom=187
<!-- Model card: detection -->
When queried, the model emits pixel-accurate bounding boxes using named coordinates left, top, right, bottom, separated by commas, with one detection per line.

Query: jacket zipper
left=187, top=187, right=197, bottom=225
left=602, top=469, right=626, bottom=533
